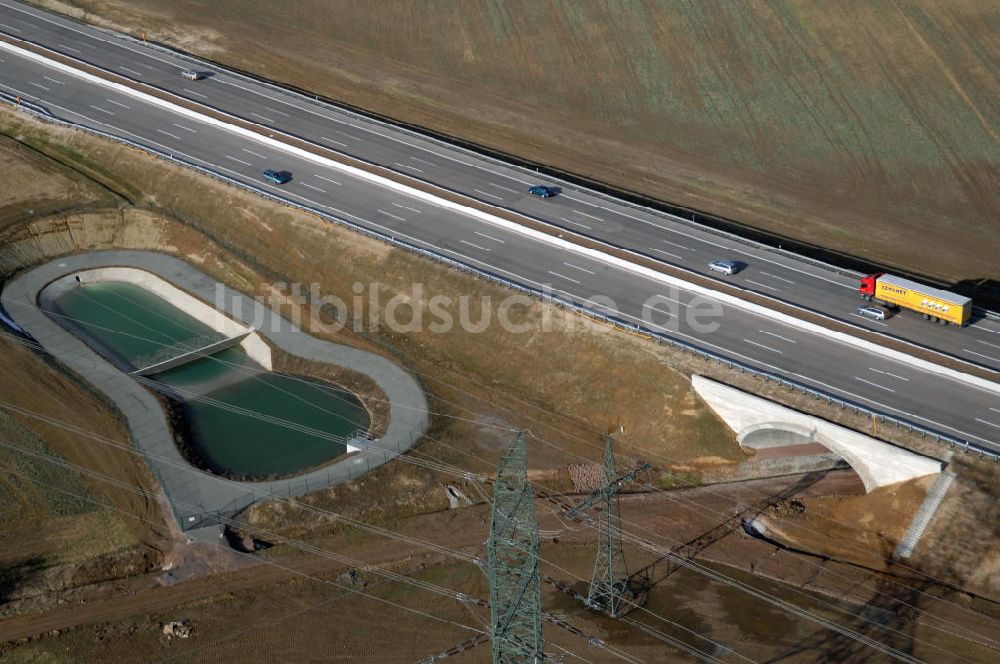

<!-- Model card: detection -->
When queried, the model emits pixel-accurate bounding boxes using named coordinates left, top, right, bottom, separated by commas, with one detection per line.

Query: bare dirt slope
left=33, top=0, right=1000, bottom=288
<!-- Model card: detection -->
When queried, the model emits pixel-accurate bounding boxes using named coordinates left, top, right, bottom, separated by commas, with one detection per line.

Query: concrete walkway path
left=3, top=250, right=429, bottom=531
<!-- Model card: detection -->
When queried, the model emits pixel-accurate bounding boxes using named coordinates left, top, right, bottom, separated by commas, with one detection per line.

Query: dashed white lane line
left=474, top=231, right=505, bottom=244
left=563, top=262, right=596, bottom=276
left=991, top=407, right=1000, bottom=414
left=760, top=330, right=796, bottom=344
left=225, top=154, right=252, bottom=166
left=105, top=98, right=131, bottom=109
left=650, top=247, right=682, bottom=260
left=395, top=162, right=423, bottom=173
left=251, top=112, right=275, bottom=123
left=120, top=65, right=143, bottom=76
left=963, top=348, right=1000, bottom=363
left=745, top=278, right=780, bottom=292
left=561, top=194, right=600, bottom=208
left=977, top=339, right=1000, bottom=350
left=547, top=270, right=581, bottom=285
left=173, top=123, right=197, bottom=133
left=561, top=217, right=591, bottom=230
left=377, top=209, right=406, bottom=222
left=489, top=182, right=520, bottom=194
left=264, top=105, right=290, bottom=117
left=649, top=293, right=688, bottom=307
left=156, top=128, right=181, bottom=140
left=301, top=182, right=326, bottom=194
left=42, top=76, right=64, bottom=85
left=868, top=367, right=909, bottom=381
left=573, top=209, right=604, bottom=222
left=88, top=104, right=114, bottom=115
left=974, top=417, right=1000, bottom=430
left=759, top=271, right=796, bottom=285
left=475, top=189, right=504, bottom=201
left=57, top=43, right=81, bottom=54
left=183, top=87, right=208, bottom=98
left=854, top=376, right=895, bottom=393
left=410, top=156, right=435, bottom=165
left=460, top=239, right=490, bottom=252
left=744, top=339, right=783, bottom=354
left=314, top=174, right=342, bottom=186
left=641, top=301, right=675, bottom=317
left=242, top=148, right=267, bottom=159
left=28, top=81, right=49, bottom=91
left=850, top=313, right=888, bottom=327
left=321, top=136, right=348, bottom=147
left=0, top=23, right=22, bottom=32
left=392, top=203, right=421, bottom=214
left=662, top=239, right=692, bottom=251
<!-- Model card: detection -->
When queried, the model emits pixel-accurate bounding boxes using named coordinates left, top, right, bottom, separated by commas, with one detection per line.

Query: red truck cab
left=859, top=273, right=883, bottom=299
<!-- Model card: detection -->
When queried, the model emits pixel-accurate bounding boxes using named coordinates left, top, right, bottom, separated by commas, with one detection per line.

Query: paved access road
left=0, top=0, right=998, bottom=373
left=0, top=6, right=998, bottom=452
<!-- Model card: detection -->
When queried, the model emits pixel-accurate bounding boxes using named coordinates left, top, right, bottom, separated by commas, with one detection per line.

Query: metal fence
left=2, top=91, right=996, bottom=463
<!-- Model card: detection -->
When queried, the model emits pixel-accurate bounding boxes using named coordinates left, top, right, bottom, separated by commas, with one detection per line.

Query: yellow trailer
left=860, top=273, right=971, bottom=326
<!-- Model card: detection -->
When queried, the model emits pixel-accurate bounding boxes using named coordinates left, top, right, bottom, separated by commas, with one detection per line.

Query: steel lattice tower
left=488, top=432, right=543, bottom=664
left=586, top=436, right=636, bottom=618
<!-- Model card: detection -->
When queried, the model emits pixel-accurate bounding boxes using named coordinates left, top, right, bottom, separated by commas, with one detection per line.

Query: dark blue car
left=528, top=185, right=557, bottom=198
left=262, top=169, right=292, bottom=185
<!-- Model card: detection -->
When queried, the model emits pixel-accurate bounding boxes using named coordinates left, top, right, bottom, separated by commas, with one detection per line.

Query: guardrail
left=3, top=90, right=996, bottom=463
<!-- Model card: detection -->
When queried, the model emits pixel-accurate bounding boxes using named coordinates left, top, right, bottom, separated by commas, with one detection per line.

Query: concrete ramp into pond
left=132, top=329, right=254, bottom=376
left=692, top=376, right=943, bottom=493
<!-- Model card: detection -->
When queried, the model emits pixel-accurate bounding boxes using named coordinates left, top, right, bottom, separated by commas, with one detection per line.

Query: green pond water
left=55, top=281, right=368, bottom=478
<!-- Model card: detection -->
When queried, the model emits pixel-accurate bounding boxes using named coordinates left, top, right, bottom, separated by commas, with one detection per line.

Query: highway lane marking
left=42, top=76, right=64, bottom=85
left=662, top=239, right=692, bottom=251
left=758, top=271, right=796, bottom=285
left=547, top=270, right=581, bottom=285
left=251, top=112, right=276, bottom=123
left=975, top=418, right=1000, bottom=430
left=57, top=43, right=81, bottom=54
left=320, top=136, right=349, bottom=147
left=264, top=105, right=290, bottom=117
left=849, top=313, right=888, bottom=327
left=561, top=194, right=600, bottom=208
left=563, top=262, right=596, bottom=276
left=173, top=123, right=197, bottom=132
left=759, top=330, right=796, bottom=344
left=0, top=23, right=21, bottom=32
left=475, top=189, right=504, bottom=201
left=393, top=203, right=421, bottom=214
left=573, top=209, right=604, bottom=222
left=242, top=148, right=267, bottom=159
left=853, top=377, right=895, bottom=393
left=224, top=155, right=252, bottom=166
left=963, top=348, right=1000, bottom=363
left=156, top=128, right=181, bottom=140
left=474, top=231, right=505, bottom=243
left=301, top=182, right=326, bottom=193
left=28, top=81, right=49, bottom=91
left=410, top=156, right=436, bottom=166
left=976, top=339, right=1000, bottom=350
left=88, top=104, right=115, bottom=115
left=991, top=407, right=1000, bottom=415
left=745, top=278, right=780, bottom=292
left=868, top=367, right=909, bottom=381
left=649, top=293, right=688, bottom=308
left=460, top=239, right=490, bottom=252
left=137, top=63, right=156, bottom=70
left=377, top=209, right=406, bottom=222
left=489, top=182, right=520, bottom=194
left=120, top=65, right=144, bottom=76
left=105, top=98, right=131, bottom=109
left=394, top=162, right=423, bottom=173
left=650, top=247, right=682, bottom=260
left=183, top=87, right=208, bottom=99
left=641, top=301, right=675, bottom=318
left=314, top=174, right=343, bottom=186
left=561, top=217, right=591, bottom=230
left=744, top=339, right=783, bottom=354
left=334, top=130, right=359, bottom=140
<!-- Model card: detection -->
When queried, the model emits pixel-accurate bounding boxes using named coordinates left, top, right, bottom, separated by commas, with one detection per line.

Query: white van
left=180, top=69, right=203, bottom=81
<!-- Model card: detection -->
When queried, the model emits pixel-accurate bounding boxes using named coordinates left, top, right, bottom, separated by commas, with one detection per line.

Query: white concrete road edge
left=4, top=40, right=998, bottom=400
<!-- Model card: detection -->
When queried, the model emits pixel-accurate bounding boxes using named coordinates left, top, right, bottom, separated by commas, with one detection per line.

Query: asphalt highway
left=0, top=2, right=998, bottom=452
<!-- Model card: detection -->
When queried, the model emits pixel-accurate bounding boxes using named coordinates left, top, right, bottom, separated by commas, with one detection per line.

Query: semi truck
left=859, top=272, right=971, bottom=326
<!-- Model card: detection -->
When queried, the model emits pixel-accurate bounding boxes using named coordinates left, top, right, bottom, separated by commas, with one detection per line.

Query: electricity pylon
left=488, top=431, right=543, bottom=663
left=583, top=436, right=650, bottom=618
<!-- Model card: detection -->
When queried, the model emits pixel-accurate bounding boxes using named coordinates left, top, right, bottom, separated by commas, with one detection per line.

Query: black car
left=528, top=185, right=557, bottom=198
left=262, top=169, right=292, bottom=185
